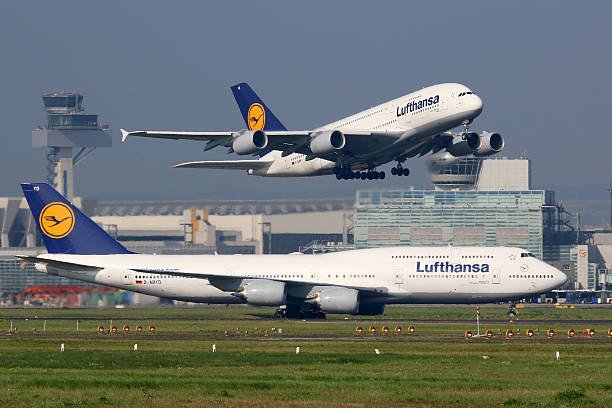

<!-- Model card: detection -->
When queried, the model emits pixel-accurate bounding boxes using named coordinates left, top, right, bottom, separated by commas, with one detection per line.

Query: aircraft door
left=122, top=270, right=132, bottom=286
left=393, top=268, right=403, bottom=290
left=450, top=247, right=461, bottom=264
left=491, top=267, right=501, bottom=284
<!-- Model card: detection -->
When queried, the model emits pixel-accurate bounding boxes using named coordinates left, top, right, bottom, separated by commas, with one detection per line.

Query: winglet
left=120, top=129, right=130, bottom=142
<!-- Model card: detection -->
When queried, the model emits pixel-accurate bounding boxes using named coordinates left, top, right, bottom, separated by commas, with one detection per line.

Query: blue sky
left=0, top=1, right=610, bottom=204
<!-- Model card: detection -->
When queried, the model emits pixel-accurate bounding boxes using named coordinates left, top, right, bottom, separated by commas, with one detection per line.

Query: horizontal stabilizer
left=174, top=160, right=271, bottom=170
left=17, top=256, right=102, bottom=272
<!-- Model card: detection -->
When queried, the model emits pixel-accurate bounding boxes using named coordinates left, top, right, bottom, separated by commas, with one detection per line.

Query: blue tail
left=230, top=83, right=287, bottom=131
left=21, top=183, right=132, bottom=255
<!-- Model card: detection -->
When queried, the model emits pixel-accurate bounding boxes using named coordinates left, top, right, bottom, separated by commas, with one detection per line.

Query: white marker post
left=76, top=320, right=79, bottom=332
left=556, top=351, right=560, bottom=361
left=296, top=346, right=300, bottom=354
left=43, top=320, right=46, bottom=332
left=60, top=343, right=64, bottom=352
left=212, top=344, right=216, bottom=353
left=374, top=349, right=380, bottom=355
left=134, top=344, right=138, bottom=352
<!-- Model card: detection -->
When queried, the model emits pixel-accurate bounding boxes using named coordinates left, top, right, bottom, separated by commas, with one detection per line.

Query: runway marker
left=212, top=344, right=216, bottom=353
left=296, top=347, right=300, bottom=354
left=374, top=349, right=380, bottom=355
left=556, top=351, right=560, bottom=360
left=60, top=343, right=64, bottom=352
left=134, top=343, right=138, bottom=352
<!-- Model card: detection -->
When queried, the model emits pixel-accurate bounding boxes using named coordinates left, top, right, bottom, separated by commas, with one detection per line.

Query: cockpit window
left=521, top=253, right=535, bottom=258
left=459, top=92, right=474, bottom=97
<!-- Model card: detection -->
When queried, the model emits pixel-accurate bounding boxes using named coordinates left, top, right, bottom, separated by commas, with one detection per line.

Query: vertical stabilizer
left=230, top=83, right=287, bottom=131
left=21, top=183, right=132, bottom=255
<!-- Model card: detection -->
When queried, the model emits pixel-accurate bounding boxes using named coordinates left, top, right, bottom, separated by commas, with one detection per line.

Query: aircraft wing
left=121, top=128, right=403, bottom=159
left=173, top=160, right=271, bottom=170
left=130, top=267, right=388, bottom=296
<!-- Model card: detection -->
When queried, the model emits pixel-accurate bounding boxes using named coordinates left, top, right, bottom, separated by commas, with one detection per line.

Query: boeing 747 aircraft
left=121, top=82, right=504, bottom=180
left=18, top=183, right=566, bottom=318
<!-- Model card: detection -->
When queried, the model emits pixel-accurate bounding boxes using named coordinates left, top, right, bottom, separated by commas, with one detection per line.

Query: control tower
left=32, top=92, right=111, bottom=200
left=426, top=154, right=531, bottom=191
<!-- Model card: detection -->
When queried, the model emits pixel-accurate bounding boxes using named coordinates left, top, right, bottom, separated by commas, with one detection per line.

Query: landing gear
left=334, top=168, right=385, bottom=181
left=391, top=163, right=410, bottom=176
left=273, top=306, right=327, bottom=319
left=461, top=120, right=471, bottom=140
left=507, top=303, right=518, bottom=318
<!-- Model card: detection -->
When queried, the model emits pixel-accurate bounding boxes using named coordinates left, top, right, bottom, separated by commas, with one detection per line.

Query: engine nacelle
left=474, top=132, right=504, bottom=157
left=232, top=130, right=268, bottom=155
left=315, top=287, right=359, bottom=314
left=239, top=279, right=286, bottom=306
left=310, top=130, right=345, bottom=154
left=446, top=132, right=481, bottom=157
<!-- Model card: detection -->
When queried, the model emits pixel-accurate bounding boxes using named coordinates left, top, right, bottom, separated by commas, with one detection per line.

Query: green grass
left=0, top=305, right=610, bottom=407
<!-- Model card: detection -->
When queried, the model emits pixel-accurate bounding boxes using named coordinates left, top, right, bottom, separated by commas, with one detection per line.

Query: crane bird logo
left=247, top=103, right=265, bottom=130
left=39, top=202, right=75, bottom=239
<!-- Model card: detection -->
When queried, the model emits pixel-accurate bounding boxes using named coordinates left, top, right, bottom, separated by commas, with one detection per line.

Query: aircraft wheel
left=391, top=167, right=397, bottom=175
left=403, top=168, right=410, bottom=176
left=360, top=172, right=367, bottom=180
left=335, top=173, right=342, bottom=180
left=379, top=171, right=385, bottom=180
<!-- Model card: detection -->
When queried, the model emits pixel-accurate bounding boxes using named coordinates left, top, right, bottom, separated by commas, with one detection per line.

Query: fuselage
left=36, top=246, right=566, bottom=305
left=252, top=83, right=483, bottom=177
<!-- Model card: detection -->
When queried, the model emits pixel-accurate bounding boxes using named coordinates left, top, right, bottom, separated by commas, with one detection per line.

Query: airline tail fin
left=230, top=83, right=287, bottom=131
left=21, top=183, right=132, bottom=255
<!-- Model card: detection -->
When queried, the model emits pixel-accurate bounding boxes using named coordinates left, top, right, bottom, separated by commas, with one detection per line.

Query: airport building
left=354, top=189, right=554, bottom=259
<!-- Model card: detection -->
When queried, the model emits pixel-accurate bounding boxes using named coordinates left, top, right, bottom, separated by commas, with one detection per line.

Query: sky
left=0, top=1, right=610, bottom=208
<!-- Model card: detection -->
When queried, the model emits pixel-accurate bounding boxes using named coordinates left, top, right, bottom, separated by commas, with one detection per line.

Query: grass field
left=1, top=305, right=610, bottom=407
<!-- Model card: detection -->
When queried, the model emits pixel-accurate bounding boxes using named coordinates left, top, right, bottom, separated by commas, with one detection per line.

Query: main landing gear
left=274, top=306, right=326, bottom=319
left=461, top=120, right=471, bottom=140
left=390, top=165, right=410, bottom=176
left=390, top=159, right=410, bottom=176
left=335, top=169, right=386, bottom=181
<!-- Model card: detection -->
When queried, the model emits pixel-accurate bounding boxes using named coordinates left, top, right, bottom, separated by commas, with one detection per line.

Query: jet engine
left=446, top=132, right=481, bottom=157
left=310, top=130, right=346, bottom=154
left=232, top=130, right=268, bottom=155
left=313, top=287, right=359, bottom=314
left=234, top=279, right=286, bottom=306
left=474, top=132, right=504, bottom=157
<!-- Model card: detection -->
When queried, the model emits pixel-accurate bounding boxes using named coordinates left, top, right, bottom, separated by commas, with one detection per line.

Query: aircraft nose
left=551, top=265, right=568, bottom=288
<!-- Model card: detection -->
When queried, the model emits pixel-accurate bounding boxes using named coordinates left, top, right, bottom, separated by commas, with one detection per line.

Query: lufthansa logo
left=39, top=202, right=75, bottom=239
left=247, top=103, right=265, bottom=130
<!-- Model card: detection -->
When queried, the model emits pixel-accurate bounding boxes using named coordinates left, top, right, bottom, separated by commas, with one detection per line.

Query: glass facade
left=48, top=114, right=99, bottom=129
left=355, top=190, right=556, bottom=259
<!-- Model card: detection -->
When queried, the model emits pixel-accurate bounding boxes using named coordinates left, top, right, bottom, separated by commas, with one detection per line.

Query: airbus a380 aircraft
left=19, top=183, right=567, bottom=318
left=121, top=82, right=504, bottom=180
